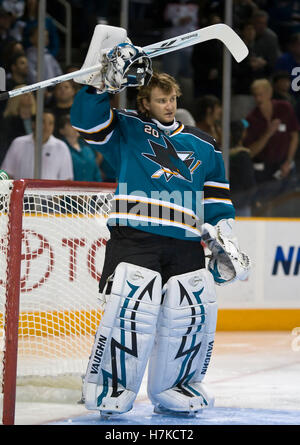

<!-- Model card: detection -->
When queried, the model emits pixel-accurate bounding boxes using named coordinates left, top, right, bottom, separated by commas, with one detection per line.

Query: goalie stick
left=0, top=23, right=248, bottom=101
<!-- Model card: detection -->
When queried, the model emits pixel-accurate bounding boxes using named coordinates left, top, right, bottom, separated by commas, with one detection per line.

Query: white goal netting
left=0, top=180, right=114, bottom=405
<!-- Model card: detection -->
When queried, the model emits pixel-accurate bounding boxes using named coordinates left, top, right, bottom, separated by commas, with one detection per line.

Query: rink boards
left=216, top=217, right=300, bottom=330
left=2, top=215, right=300, bottom=332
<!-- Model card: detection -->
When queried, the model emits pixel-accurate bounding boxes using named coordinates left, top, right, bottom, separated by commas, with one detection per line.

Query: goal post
left=2, top=179, right=23, bottom=425
left=0, top=179, right=116, bottom=425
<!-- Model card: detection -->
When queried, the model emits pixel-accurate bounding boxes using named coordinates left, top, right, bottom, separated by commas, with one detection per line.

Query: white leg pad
left=84, top=262, right=162, bottom=415
left=147, top=268, right=217, bottom=413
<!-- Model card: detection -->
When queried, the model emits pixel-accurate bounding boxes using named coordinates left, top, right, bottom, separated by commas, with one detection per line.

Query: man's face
left=19, top=92, right=34, bottom=109
left=13, top=56, right=28, bottom=77
left=252, top=85, right=272, bottom=106
left=54, top=81, right=75, bottom=103
left=42, top=112, right=55, bottom=142
left=253, top=16, right=267, bottom=35
left=60, top=122, right=79, bottom=139
left=143, top=87, right=177, bottom=124
left=242, top=24, right=256, bottom=42
left=212, top=104, right=222, bottom=122
left=0, top=13, right=12, bottom=32
left=30, top=29, right=49, bottom=47
left=275, top=77, right=290, bottom=93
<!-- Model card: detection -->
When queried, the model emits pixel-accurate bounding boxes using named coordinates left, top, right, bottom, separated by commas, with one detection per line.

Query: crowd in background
left=0, top=0, right=300, bottom=217
left=0, top=0, right=107, bottom=183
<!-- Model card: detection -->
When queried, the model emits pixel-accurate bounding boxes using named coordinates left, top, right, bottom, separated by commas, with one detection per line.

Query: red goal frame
left=1, top=179, right=116, bottom=425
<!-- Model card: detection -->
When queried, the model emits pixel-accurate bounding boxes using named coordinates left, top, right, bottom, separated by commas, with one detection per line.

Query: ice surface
left=12, top=332, right=300, bottom=425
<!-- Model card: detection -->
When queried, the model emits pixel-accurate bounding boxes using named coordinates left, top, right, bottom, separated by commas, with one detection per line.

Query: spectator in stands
left=267, top=1, right=300, bottom=49
left=0, top=9, right=21, bottom=120
left=68, top=0, right=110, bottom=51
left=231, top=21, right=262, bottom=120
left=251, top=9, right=281, bottom=75
left=0, top=85, right=35, bottom=164
left=161, top=1, right=199, bottom=79
left=5, top=52, right=29, bottom=90
left=97, top=155, right=117, bottom=183
left=191, top=13, right=223, bottom=98
left=275, top=33, right=300, bottom=99
left=1, top=38, right=24, bottom=69
left=229, top=119, right=257, bottom=215
left=192, top=95, right=222, bottom=145
left=233, top=0, right=259, bottom=29
left=0, top=5, right=15, bottom=64
left=272, top=70, right=298, bottom=110
left=0, top=0, right=25, bottom=42
left=1, top=109, right=73, bottom=180
left=129, top=0, right=152, bottom=25
left=244, top=79, right=299, bottom=189
left=19, top=0, right=60, bottom=57
left=26, top=25, right=62, bottom=84
left=57, top=114, right=102, bottom=182
left=64, top=64, right=82, bottom=93
left=50, top=80, right=76, bottom=137
left=175, top=108, right=196, bottom=126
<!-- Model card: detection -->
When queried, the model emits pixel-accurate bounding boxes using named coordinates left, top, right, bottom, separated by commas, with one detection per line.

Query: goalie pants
left=99, top=226, right=206, bottom=292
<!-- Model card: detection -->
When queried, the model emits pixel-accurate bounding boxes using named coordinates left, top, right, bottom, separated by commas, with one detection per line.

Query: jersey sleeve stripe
left=204, top=181, right=230, bottom=189
left=72, top=109, right=115, bottom=133
left=204, top=185, right=231, bottom=200
left=203, top=198, right=233, bottom=205
left=82, top=130, right=114, bottom=145
left=74, top=110, right=117, bottom=142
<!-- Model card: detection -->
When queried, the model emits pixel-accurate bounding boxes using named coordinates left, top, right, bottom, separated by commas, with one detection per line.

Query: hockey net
left=0, top=179, right=116, bottom=424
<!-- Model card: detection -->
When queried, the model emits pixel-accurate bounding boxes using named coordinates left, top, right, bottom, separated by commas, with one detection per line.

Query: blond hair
left=3, top=85, right=36, bottom=118
left=136, top=72, right=181, bottom=115
left=251, top=78, right=272, bottom=93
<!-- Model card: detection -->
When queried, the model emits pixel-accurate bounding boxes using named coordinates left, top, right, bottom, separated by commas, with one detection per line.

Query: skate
left=100, top=410, right=119, bottom=420
left=153, top=403, right=201, bottom=418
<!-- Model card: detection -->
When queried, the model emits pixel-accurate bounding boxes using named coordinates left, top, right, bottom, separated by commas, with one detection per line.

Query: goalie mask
left=104, top=42, right=153, bottom=93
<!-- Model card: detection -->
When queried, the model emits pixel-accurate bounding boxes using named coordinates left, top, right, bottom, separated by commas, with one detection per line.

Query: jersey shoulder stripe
left=181, top=126, right=220, bottom=151
left=204, top=185, right=231, bottom=201
left=117, top=109, right=153, bottom=124
left=75, top=109, right=118, bottom=143
left=182, top=126, right=215, bottom=143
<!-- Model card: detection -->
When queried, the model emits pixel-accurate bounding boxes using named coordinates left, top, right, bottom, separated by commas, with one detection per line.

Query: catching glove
left=201, top=218, right=251, bottom=285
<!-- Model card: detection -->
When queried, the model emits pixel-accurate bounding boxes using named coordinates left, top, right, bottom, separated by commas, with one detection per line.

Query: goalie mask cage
left=0, top=179, right=116, bottom=425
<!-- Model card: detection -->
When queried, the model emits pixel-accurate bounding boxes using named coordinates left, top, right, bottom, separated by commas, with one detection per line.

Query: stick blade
left=0, top=67, right=6, bottom=91
left=144, top=23, right=249, bottom=63
left=214, top=23, right=249, bottom=62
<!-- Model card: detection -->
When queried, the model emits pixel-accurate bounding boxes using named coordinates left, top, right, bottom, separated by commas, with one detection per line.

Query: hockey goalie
left=70, top=24, right=251, bottom=418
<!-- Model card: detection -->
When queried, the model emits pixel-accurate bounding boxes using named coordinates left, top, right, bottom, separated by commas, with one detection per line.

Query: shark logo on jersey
left=142, top=136, right=201, bottom=182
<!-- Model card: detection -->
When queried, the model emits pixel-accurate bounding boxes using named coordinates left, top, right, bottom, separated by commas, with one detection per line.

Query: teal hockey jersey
left=70, top=86, right=235, bottom=241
